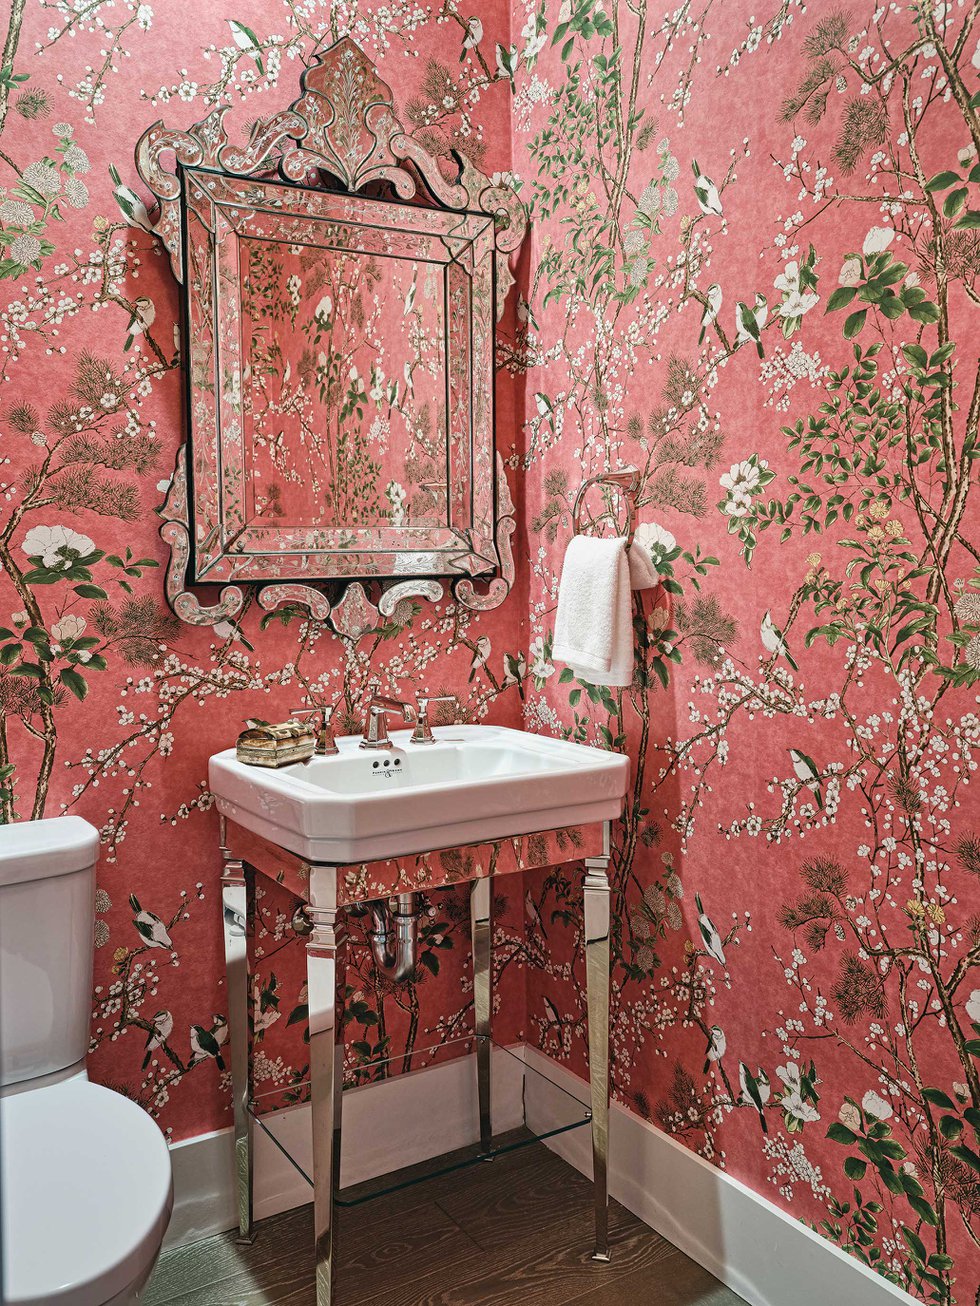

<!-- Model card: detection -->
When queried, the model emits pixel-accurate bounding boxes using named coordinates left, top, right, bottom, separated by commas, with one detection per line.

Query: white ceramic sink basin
left=209, top=725, right=629, bottom=862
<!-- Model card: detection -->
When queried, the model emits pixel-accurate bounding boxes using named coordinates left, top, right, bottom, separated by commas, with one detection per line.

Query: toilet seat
left=1, top=1075, right=173, bottom=1305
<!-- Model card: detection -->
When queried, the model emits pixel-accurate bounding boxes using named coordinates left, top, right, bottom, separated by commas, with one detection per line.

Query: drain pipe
left=368, top=893, right=421, bottom=982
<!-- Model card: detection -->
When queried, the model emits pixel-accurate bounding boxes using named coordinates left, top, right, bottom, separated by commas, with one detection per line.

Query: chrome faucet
left=410, top=695, right=457, bottom=744
left=360, top=690, right=416, bottom=750
left=290, top=703, right=338, bottom=755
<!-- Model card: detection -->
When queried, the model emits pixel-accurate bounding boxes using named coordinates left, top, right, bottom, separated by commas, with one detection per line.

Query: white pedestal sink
left=209, top=724, right=629, bottom=863
left=212, top=721, right=628, bottom=1305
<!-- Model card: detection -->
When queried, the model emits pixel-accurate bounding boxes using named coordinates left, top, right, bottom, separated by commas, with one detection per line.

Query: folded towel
left=553, top=536, right=659, bottom=687
left=627, top=540, right=659, bottom=591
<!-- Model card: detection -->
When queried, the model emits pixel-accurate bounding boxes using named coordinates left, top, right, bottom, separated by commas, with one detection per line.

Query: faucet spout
left=367, top=894, right=420, bottom=982
left=360, top=690, right=416, bottom=750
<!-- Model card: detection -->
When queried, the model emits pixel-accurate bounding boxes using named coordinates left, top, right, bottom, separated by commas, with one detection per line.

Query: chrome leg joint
left=584, top=823, right=612, bottom=1262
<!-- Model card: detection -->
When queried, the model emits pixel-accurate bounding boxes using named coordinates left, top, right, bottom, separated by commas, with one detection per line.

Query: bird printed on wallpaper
left=735, top=294, right=768, bottom=357
left=699, top=283, right=722, bottom=343
left=290, top=903, right=312, bottom=937
left=403, top=273, right=417, bottom=316
left=109, top=164, right=153, bottom=233
left=141, top=1010, right=174, bottom=1069
left=129, top=894, right=173, bottom=950
left=228, top=19, right=266, bottom=75
left=190, top=1016, right=228, bottom=1071
left=704, top=1024, right=726, bottom=1074
left=789, top=748, right=824, bottom=809
left=525, top=888, right=547, bottom=938
left=692, top=160, right=723, bottom=215
left=542, top=997, right=569, bottom=1046
left=739, top=1063, right=770, bottom=1134
left=695, top=893, right=725, bottom=965
left=124, top=296, right=155, bottom=351
left=760, top=610, right=798, bottom=670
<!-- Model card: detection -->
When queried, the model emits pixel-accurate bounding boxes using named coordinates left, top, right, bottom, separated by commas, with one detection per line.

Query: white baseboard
left=521, top=1048, right=916, bottom=1306
left=166, top=1042, right=916, bottom=1306
left=165, top=1046, right=526, bottom=1248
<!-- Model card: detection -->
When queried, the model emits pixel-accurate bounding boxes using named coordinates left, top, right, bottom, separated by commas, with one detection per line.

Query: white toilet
left=0, top=816, right=173, bottom=1304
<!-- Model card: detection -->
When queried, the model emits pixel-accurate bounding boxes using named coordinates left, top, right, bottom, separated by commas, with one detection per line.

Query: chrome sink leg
left=220, top=829, right=254, bottom=1246
left=470, top=875, right=493, bottom=1153
left=306, top=866, right=344, bottom=1306
left=584, top=823, right=612, bottom=1262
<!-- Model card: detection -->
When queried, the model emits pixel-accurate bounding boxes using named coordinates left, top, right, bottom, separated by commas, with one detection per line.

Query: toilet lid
left=1, top=1076, right=173, bottom=1305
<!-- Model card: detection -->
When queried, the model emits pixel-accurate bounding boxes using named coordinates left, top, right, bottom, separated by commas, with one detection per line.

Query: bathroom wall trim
left=164, top=1045, right=527, bottom=1248
left=165, top=1042, right=913, bottom=1306
left=521, top=1049, right=917, bottom=1306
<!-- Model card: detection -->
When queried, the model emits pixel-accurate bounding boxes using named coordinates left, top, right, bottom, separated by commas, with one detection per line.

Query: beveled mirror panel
left=136, top=38, right=524, bottom=627
left=185, top=169, right=496, bottom=583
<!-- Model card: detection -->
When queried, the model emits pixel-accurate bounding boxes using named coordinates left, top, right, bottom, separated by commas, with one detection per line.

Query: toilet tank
left=0, top=817, right=99, bottom=1088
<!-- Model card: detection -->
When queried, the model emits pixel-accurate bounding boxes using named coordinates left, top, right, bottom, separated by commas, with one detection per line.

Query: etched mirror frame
left=136, top=38, right=524, bottom=629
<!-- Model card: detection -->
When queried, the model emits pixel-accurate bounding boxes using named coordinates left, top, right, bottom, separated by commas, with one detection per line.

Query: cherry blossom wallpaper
left=3, top=0, right=980, bottom=1302
left=515, top=2, right=980, bottom=1302
left=0, top=0, right=527, bottom=1144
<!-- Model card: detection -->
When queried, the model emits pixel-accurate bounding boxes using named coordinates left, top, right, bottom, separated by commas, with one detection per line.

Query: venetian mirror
left=136, top=38, right=524, bottom=630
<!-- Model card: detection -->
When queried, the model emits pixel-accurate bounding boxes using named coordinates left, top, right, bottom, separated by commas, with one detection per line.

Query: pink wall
left=0, top=0, right=524, bottom=1144
left=3, top=0, right=980, bottom=1299
left=515, top=3, right=980, bottom=1301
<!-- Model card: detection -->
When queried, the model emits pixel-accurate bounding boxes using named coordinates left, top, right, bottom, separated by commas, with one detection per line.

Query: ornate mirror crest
left=136, top=37, right=524, bottom=629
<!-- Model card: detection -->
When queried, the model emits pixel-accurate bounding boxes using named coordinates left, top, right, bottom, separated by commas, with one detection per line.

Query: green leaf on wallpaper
left=954, top=209, right=980, bottom=229
left=951, top=1142, right=980, bottom=1175
left=901, top=1227, right=927, bottom=1267
left=925, top=170, right=961, bottom=192
left=843, top=309, right=867, bottom=339
left=73, top=584, right=107, bottom=599
left=9, top=662, right=42, bottom=679
left=826, top=287, right=857, bottom=312
left=902, top=343, right=929, bottom=370
left=922, top=1086, right=957, bottom=1110
left=826, top=1121, right=858, bottom=1145
left=0, top=628, right=13, bottom=641
left=943, top=187, right=969, bottom=218
left=843, top=1157, right=867, bottom=1180
left=59, top=668, right=88, bottom=700
left=907, top=1194, right=938, bottom=1227
left=939, top=1114, right=964, bottom=1140
left=908, top=300, right=941, bottom=323
left=0, top=643, right=20, bottom=665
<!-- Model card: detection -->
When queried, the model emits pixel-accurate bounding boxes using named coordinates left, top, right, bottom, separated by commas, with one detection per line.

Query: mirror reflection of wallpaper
left=239, top=235, right=449, bottom=529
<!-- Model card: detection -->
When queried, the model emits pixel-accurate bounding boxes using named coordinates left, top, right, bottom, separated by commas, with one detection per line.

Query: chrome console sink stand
left=218, top=816, right=613, bottom=1303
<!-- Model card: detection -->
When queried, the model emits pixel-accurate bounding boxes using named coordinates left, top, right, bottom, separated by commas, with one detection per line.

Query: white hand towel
left=627, top=540, right=659, bottom=591
left=553, top=536, right=662, bottom=688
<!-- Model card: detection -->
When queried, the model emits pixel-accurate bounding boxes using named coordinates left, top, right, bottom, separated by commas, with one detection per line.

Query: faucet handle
left=290, top=703, right=338, bottom=756
left=411, top=695, right=457, bottom=745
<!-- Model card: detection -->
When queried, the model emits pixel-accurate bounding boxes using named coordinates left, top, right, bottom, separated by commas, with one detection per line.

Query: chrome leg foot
left=306, top=867, right=343, bottom=1306
left=471, top=875, right=493, bottom=1153
left=584, top=828, right=611, bottom=1263
left=220, top=840, right=254, bottom=1246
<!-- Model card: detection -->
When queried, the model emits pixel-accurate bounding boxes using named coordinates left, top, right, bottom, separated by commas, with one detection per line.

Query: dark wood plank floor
left=147, top=1143, right=744, bottom=1306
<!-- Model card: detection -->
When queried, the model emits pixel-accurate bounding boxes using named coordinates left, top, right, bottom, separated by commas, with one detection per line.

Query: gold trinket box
left=236, top=719, right=315, bottom=768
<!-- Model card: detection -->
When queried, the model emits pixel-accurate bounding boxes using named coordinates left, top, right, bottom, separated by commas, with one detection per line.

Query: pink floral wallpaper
left=3, top=0, right=980, bottom=1301
left=0, top=0, right=525, bottom=1143
left=515, top=3, right=980, bottom=1302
